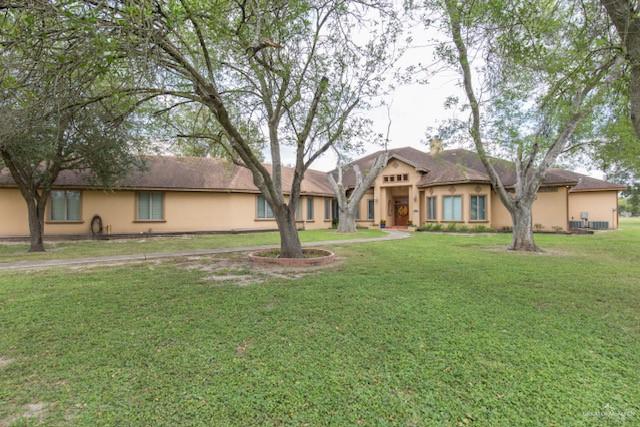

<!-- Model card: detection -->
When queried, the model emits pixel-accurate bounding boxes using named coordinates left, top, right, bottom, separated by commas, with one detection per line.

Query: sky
left=272, top=23, right=606, bottom=179
left=277, top=25, right=467, bottom=173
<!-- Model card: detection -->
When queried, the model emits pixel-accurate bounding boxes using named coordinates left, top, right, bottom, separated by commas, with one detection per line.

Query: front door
left=394, top=198, right=409, bottom=226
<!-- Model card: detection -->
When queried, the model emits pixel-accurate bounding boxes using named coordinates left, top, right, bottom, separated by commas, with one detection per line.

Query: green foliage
left=0, top=4, right=146, bottom=191
left=446, top=222, right=458, bottom=232
left=622, top=184, right=640, bottom=216
left=1, top=220, right=639, bottom=424
left=419, top=223, right=496, bottom=233
left=428, top=0, right=625, bottom=173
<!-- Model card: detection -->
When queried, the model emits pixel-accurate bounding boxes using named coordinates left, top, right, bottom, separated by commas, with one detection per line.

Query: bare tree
left=328, top=151, right=388, bottom=232
left=329, top=103, right=392, bottom=232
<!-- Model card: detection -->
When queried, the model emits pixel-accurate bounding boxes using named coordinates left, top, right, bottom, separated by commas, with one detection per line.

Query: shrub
left=431, top=223, right=443, bottom=231
left=457, top=225, right=469, bottom=232
left=534, top=223, right=544, bottom=231
left=446, top=223, right=458, bottom=232
left=473, top=224, right=495, bottom=233
left=417, top=223, right=433, bottom=231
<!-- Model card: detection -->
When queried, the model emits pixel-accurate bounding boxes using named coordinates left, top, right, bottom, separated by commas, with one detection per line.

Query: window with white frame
left=49, top=190, right=81, bottom=221
left=137, top=191, right=164, bottom=220
left=442, top=195, right=462, bottom=221
left=470, top=195, right=487, bottom=220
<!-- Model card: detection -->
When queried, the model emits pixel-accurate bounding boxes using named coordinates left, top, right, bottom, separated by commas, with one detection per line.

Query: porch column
left=374, top=184, right=381, bottom=224
left=409, top=184, right=420, bottom=226
left=376, top=186, right=387, bottom=225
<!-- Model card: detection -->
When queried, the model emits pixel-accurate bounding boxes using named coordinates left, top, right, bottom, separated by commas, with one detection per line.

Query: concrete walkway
left=0, top=230, right=410, bottom=271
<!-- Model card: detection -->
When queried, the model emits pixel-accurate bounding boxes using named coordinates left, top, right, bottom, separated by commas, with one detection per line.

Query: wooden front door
left=394, top=198, right=409, bottom=226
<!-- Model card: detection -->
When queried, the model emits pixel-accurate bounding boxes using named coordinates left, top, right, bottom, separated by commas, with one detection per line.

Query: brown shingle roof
left=0, top=156, right=335, bottom=196
left=340, top=147, right=623, bottom=192
left=0, top=149, right=623, bottom=195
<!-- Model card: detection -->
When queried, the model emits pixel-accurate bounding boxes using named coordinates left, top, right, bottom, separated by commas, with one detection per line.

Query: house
left=0, top=146, right=625, bottom=238
left=343, top=146, right=624, bottom=231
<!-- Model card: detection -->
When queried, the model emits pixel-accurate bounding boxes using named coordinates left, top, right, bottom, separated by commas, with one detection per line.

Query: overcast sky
left=277, top=26, right=466, bottom=172
left=271, top=22, right=606, bottom=178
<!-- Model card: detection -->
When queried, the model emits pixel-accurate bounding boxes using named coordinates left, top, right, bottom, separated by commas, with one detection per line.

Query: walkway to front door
left=394, top=197, right=409, bottom=226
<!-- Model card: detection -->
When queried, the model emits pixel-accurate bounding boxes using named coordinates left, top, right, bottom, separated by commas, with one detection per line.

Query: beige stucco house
left=0, top=147, right=624, bottom=238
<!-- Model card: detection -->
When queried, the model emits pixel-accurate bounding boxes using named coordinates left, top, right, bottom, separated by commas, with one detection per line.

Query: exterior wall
left=373, top=159, right=423, bottom=226
left=0, top=188, right=332, bottom=237
left=355, top=189, right=375, bottom=226
left=568, top=190, right=619, bottom=229
left=491, top=186, right=570, bottom=231
left=422, top=183, right=493, bottom=225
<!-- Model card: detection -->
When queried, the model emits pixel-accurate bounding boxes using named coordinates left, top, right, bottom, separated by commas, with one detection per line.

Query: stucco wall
left=491, top=186, right=570, bottom=231
left=373, top=159, right=422, bottom=226
left=355, top=189, right=375, bottom=225
left=568, top=191, right=618, bottom=229
left=0, top=188, right=332, bottom=237
left=422, top=183, right=493, bottom=225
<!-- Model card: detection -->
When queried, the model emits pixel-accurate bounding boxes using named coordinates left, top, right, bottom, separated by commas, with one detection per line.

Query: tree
left=434, top=0, right=621, bottom=251
left=75, top=0, right=400, bottom=257
left=0, top=3, right=144, bottom=252
left=600, top=0, right=640, bottom=138
left=329, top=151, right=388, bottom=232
left=624, top=183, right=640, bottom=215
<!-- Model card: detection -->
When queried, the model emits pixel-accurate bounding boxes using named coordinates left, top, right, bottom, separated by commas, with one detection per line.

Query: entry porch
left=374, top=185, right=423, bottom=228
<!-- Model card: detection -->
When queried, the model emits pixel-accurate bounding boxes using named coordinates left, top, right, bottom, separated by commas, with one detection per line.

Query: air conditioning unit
left=580, top=211, right=589, bottom=227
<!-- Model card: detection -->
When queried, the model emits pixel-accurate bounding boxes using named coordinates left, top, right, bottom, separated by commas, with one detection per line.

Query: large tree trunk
left=274, top=207, right=304, bottom=258
left=329, top=152, right=388, bottom=234
left=600, top=0, right=640, bottom=138
left=509, top=204, right=538, bottom=252
left=337, top=207, right=357, bottom=233
left=26, top=196, right=47, bottom=252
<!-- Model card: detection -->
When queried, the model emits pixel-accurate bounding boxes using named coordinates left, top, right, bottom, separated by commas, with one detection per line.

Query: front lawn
left=0, top=228, right=384, bottom=263
left=0, top=220, right=638, bottom=425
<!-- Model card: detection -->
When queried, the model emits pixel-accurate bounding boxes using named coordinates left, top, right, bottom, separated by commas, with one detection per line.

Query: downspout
left=566, top=187, right=570, bottom=232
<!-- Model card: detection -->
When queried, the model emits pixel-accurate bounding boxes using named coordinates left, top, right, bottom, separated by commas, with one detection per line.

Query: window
left=296, top=199, right=303, bottom=221
left=324, top=199, right=332, bottom=220
left=470, top=195, right=487, bottom=220
left=442, top=195, right=462, bottom=221
left=137, top=191, right=164, bottom=220
left=426, top=196, right=437, bottom=220
left=49, top=190, right=81, bottom=221
left=306, top=197, right=314, bottom=220
left=367, top=199, right=374, bottom=220
left=382, top=174, right=409, bottom=183
left=256, top=195, right=275, bottom=219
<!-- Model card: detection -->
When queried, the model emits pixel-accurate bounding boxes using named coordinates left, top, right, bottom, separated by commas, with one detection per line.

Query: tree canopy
left=62, top=0, right=403, bottom=257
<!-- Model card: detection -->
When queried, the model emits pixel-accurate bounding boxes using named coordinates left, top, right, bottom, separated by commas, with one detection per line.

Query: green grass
left=0, top=228, right=384, bottom=263
left=0, top=220, right=639, bottom=426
